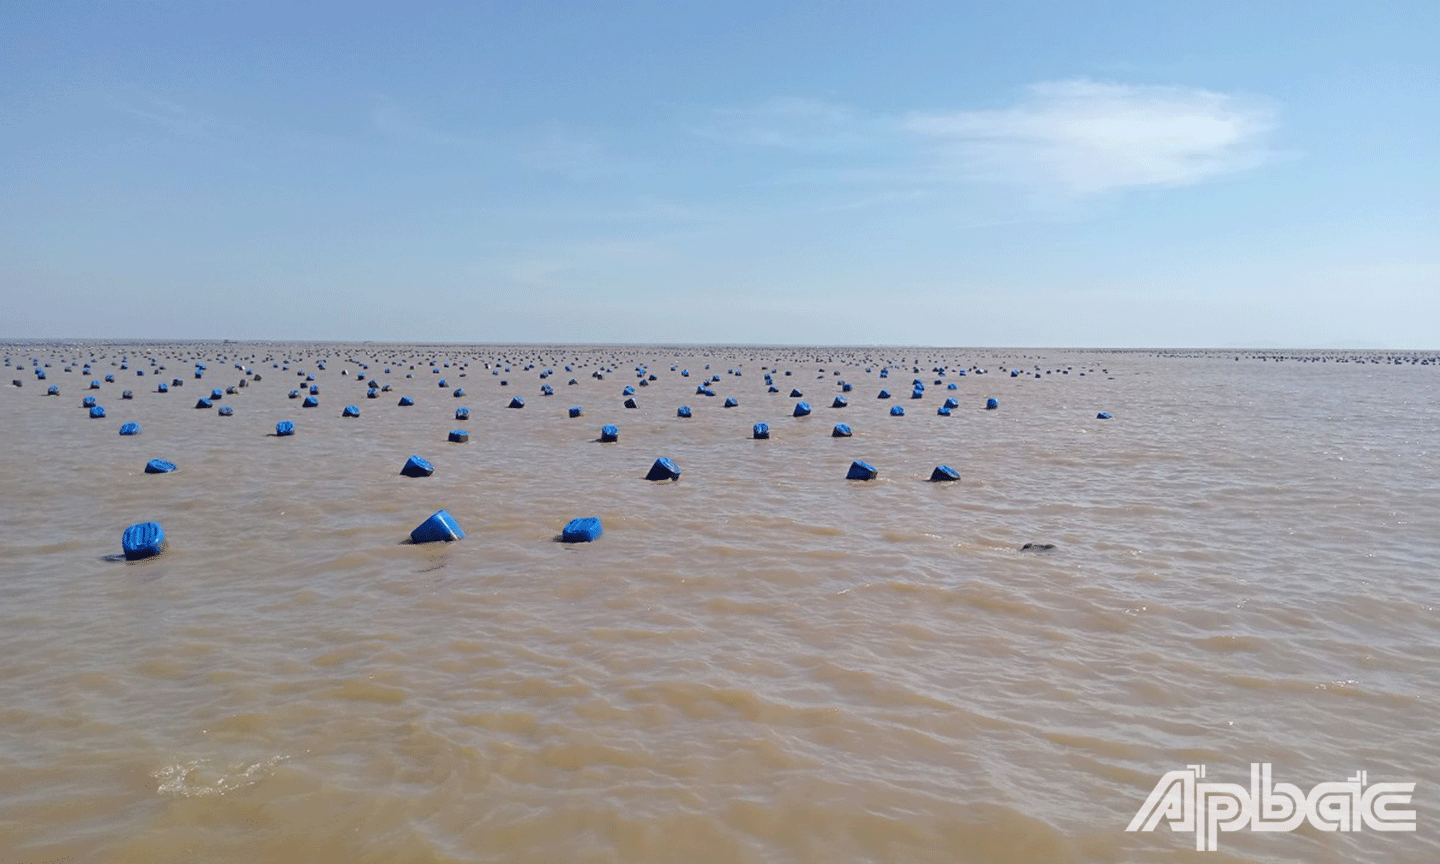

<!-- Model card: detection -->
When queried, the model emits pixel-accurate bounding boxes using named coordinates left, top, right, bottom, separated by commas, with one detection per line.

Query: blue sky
left=4, top=1, right=1436, bottom=347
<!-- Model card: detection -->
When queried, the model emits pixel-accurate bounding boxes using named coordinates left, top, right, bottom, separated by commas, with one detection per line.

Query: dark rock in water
left=119, top=422, right=141, bottom=436
left=599, top=424, right=619, bottom=442
left=676, top=405, right=692, bottom=418
left=144, top=458, right=177, bottom=474
left=217, top=406, right=234, bottom=416
left=753, top=422, right=770, bottom=439
left=448, top=429, right=469, bottom=443
left=275, top=420, right=295, bottom=437
left=1020, top=543, right=1056, bottom=552
left=832, top=423, right=852, bottom=437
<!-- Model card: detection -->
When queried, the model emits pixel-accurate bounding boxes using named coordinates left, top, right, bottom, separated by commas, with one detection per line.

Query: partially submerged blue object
left=753, top=422, right=770, bottom=439
left=930, top=465, right=961, bottom=482
left=217, top=406, right=234, bottom=416
left=275, top=420, right=295, bottom=436
left=568, top=406, right=582, bottom=418
left=600, top=424, right=619, bottom=442
left=847, top=460, right=878, bottom=481
left=936, top=405, right=951, bottom=416
left=89, top=405, right=106, bottom=418
left=878, top=389, right=891, bottom=399
left=144, top=458, right=177, bottom=474
left=401, top=455, right=435, bottom=477
left=455, top=407, right=470, bottom=420
left=122, top=521, right=167, bottom=561
left=410, top=509, right=464, bottom=544
left=723, top=396, right=738, bottom=408
left=793, top=401, right=811, bottom=417
left=645, top=457, right=681, bottom=481
left=509, top=397, right=524, bottom=409
left=82, top=396, right=96, bottom=407
left=398, top=395, right=414, bottom=406
left=789, top=388, right=803, bottom=398
left=832, top=396, right=847, bottom=408
left=561, top=517, right=603, bottom=543
left=302, top=395, right=319, bottom=408
left=986, top=397, right=999, bottom=410
left=342, top=404, right=360, bottom=417
left=676, top=405, right=692, bottom=418
left=623, top=397, right=637, bottom=409
left=119, top=422, right=140, bottom=436
left=448, top=429, right=470, bottom=443
left=1096, top=412, right=1113, bottom=419
left=889, top=405, right=905, bottom=416
left=195, top=398, right=213, bottom=409
left=832, top=423, right=852, bottom=437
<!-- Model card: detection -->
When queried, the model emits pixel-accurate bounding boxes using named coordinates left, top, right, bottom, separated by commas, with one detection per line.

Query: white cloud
left=903, top=80, right=1275, bottom=197
left=703, top=80, right=1277, bottom=199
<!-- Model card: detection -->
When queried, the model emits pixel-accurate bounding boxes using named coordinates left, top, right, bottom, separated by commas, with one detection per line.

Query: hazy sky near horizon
left=4, top=1, right=1437, bottom=347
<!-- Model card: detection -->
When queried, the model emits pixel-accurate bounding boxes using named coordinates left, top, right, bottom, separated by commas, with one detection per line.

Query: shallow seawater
left=1, top=342, right=1437, bottom=863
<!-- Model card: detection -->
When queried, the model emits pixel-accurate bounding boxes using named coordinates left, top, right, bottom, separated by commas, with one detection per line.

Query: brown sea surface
left=1, top=342, right=1437, bottom=864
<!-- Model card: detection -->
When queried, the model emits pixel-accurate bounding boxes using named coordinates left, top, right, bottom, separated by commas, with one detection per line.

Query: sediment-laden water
left=2, top=342, right=1437, bottom=863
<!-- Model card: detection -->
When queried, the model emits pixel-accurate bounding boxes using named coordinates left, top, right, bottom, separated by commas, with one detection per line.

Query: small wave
left=151, top=754, right=287, bottom=798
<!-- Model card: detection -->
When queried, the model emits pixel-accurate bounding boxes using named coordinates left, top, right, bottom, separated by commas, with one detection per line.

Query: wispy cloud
left=700, top=80, right=1277, bottom=200
left=694, top=96, right=879, bottom=152
left=110, top=92, right=217, bottom=138
left=501, top=239, right=674, bottom=288
left=904, top=80, right=1275, bottom=196
left=369, top=95, right=466, bottom=145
